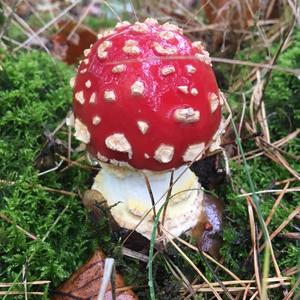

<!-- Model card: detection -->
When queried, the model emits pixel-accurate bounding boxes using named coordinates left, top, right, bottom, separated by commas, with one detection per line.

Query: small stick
left=143, top=173, right=159, bottom=235
left=121, top=247, right=148, bottom=263
left=0, top=212, right=37, bottom=240
left=162, top=227, right=223, bottom=300
left=161, top=170, right=174, bottom=226
left=279, top=232, right=300, bottom=240
left=0, top=281, right=50, bottom=288
left=283, top=277, right=300, bottom=300
left=97, top=258, right=115, bottom=300
left=246, top=198, right=262, bottom=298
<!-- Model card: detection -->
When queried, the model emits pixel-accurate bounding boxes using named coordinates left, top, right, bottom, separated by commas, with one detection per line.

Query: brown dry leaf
left=51, top=250, right=138, bottom=300
left=191, top=194, right=223, bottom=258
left=51, top=20, right=97, bottom=64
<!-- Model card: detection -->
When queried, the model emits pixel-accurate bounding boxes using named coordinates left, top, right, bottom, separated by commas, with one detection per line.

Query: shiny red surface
left=73, top=21, right=221, bottom=171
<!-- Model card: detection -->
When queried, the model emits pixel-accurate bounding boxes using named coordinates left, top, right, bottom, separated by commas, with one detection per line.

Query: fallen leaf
left=51, top=20, right=97, bottom=64
left=191, top=194, right=223, bottom=258
left=51, top=249, right=138, bottom=300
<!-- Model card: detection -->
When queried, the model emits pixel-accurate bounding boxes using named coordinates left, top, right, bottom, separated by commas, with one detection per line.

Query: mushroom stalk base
left=92, top=163, right=203, bottom=240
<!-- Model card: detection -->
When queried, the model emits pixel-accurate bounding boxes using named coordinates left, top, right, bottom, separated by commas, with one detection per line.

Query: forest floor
left=0, top=1, right=299, bottom=299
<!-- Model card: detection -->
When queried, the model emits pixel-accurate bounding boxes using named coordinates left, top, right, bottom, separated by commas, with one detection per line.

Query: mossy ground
left=0, top=21, right=299, bottom=300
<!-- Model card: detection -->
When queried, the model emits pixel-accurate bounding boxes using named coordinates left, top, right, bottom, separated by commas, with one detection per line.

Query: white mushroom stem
left=92, top=163, right=203, bottom=240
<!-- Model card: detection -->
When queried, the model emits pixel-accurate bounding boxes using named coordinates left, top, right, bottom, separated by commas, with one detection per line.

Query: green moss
left=219, top=152, right=300, bottom=299
left=0, top=51, right=99, bottom=297
left=264, top=32, right=300, bottom=137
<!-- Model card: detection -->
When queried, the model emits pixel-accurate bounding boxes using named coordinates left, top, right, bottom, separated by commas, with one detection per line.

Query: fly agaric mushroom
left=72, top=18, right=223, bottom=239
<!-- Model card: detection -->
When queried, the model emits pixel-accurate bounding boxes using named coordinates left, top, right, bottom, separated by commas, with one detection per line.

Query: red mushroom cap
left=72, top=19, right=222, bottom=171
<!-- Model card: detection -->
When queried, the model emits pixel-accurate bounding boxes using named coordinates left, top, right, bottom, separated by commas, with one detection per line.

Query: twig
left=258, top=207, right=300, bottom=253
left=168, top=234, right=254, bottom=298
left=67, top=0, right=98, bottom=41
left=246, top=197, right=262, bottom=298
left=97, top=258, right=115, bottom=300
left=0, top=281, right=50, bottom=287
left=0, top=0, right=19, bottom=41
left=0, top=212, right=37, bottom=240
left=237, top=187, right=300, bottom=197
left=161, top=170, right=174, bottom=226
left=211, top=56, right=300, bottom=77
left=0, top=292, right=44, bottom=296
left=143, top=173, right=159, bottom=235
left=279, top=232, right=300, bottom=240
left=121, top=247, right=148, bottom=263
left=162, top=227, right=223, bottom=300
left=263, top=183, right=290, bottom=231
left=283, top=277, right=300, bottom=300
left=163, top=255, right=195, bottom=296
left=13, top=0, right=81, bottom=52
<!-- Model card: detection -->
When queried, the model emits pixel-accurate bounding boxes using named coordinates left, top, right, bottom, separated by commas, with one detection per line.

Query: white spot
left=162, top=22, right=183, bottom=34
left=104, top=90, right=116, bottom=102
left=85, top=80, right=91, bottom=88
left=174, top=108, right=200, bottom=123
left=131, top=80, right=144, bottom=96
left=69, top=77, right=75, bottom=88
left=161, top=65, right=175, bottom=76
left=191, top=88, right=198, bottom=96
left=209, top=93, right=219, bottom=112
left=103, top=29, right=115, bottom=37
left=75, top=91, right=85, bottom=104
left=153, top=42, right=177, bottom=55
left=186, top=64, right=196, bottom=74
left=144, top=18, right=158, bottom=25
left=84, top=49, right=90, bottom=56
left=98, top=51, right=108, bottom=59
left=115, top=21, right=131, bottom=29
left=144, top=153, right=150, bottom=159
left=195, top=52, right=212, bottom=65
left=137, top=121, right=149, bottom=134
left=105, top=133, right=132, bottom=159
left=80, top=68, right=87, bottom=74
left=97, top=152, right=108, bottom=162
left=177, top=86, right=189, bottom=94
left=154, top=144, right=174, bottom=163
left=132, top=22, right=148, bottom=33
left=123, top=40, right=140, bottom=55
left=159, top=31, right=175, bottom=40
left=83, top=58, right=89, bottom=65
left=74, top=119, right=90, bottom=144
left=192, top=41, right=205, bottom=51
left=97, top=40, right=112, bottom=59
left=89, top=92, right=96, bottom=103
left=92, top=115, right=101, bottom=125
left=109, top=159, right=133, bottom=168
left=97, top=34, right=103, bottom=39
left=112, top=64, right=126, bottom=73
left=183, top=143, right=205, bottom=162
